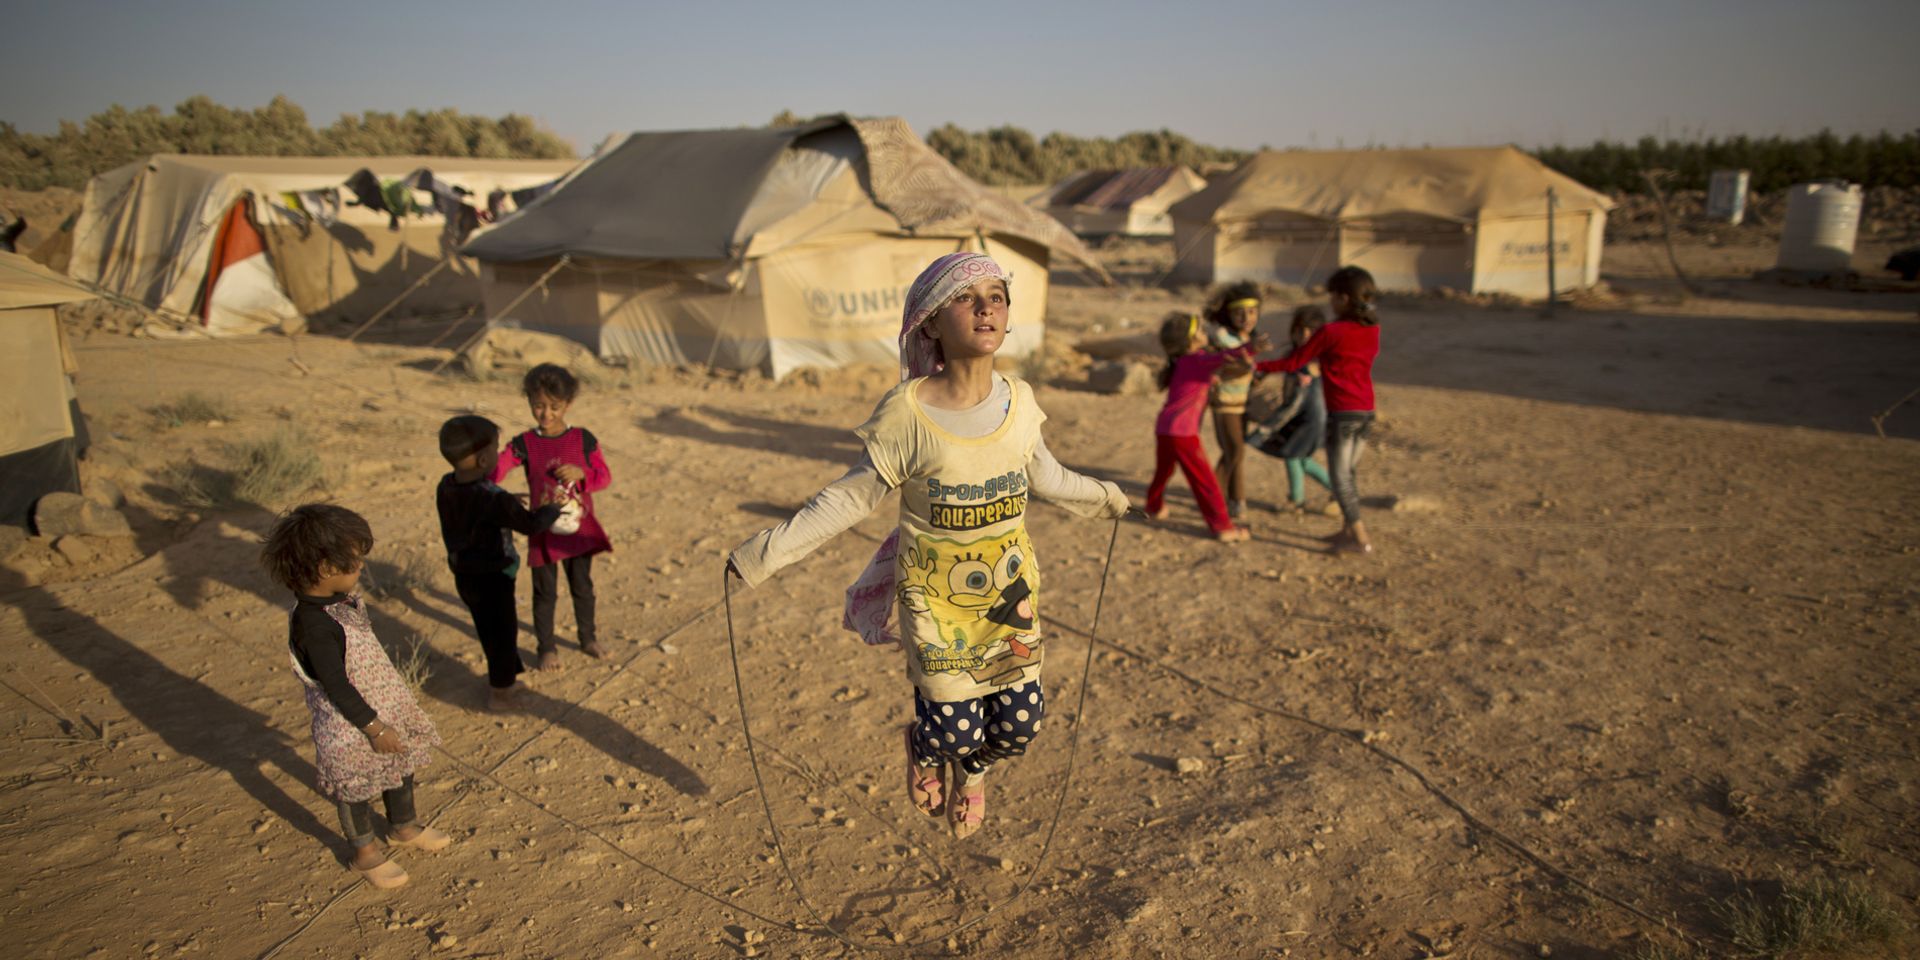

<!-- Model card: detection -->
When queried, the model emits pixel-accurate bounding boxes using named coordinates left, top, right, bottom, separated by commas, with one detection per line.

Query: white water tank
left=1777, top=181, right=1862, bottom=273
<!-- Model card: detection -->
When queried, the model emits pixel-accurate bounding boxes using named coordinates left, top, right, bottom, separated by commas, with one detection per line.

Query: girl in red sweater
left=1257, top=267, right=1381, bottom=554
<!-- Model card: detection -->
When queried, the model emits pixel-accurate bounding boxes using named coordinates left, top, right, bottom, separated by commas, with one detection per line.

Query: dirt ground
left=3, top=234, right=1919, bottom=960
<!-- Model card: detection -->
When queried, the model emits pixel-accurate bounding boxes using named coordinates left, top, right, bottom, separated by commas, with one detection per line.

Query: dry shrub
left=380, top=629, right=433, bottom=692
left=229, top=430, right=325, bottom=506
left=160, top=428, right=324, bottom=509
left=151, top=392, right=232, bottom=427
left=1716, top=877, right=1905, bottom=958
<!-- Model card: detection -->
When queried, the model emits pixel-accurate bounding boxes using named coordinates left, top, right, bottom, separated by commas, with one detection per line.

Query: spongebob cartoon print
left=898, top=528, right=1041, bottom=687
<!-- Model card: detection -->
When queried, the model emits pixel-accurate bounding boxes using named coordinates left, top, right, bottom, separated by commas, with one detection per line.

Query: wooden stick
left=1639, top=169, right=1702, bottom=295
left=1871, top=384, right=1920, bottom=438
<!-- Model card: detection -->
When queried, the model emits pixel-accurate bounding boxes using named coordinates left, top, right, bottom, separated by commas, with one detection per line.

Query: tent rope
left=428, top=254, right=569, bottom=375
left=345, top=257, right=453, bottom=342
left=721, top=516, right=1122, bottom=953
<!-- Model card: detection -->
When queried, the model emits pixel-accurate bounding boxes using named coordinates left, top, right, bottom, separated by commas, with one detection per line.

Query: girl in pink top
left=490, top=363, right=614, bottom=668
left=1146, top=312, right=1264, bottom=542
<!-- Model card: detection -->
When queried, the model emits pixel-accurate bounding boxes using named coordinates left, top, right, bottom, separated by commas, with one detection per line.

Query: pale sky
left=5, top=0, right=1916, bottom=155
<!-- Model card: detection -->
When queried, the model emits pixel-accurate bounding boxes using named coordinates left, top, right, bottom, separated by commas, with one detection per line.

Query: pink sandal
left=949, top=776, right=986, bottom=839
left=904, top=725, right=943, bottom=817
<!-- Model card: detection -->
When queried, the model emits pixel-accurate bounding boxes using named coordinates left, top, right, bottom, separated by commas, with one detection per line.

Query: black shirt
left=288, top=592, right=377, bottom=728
left=436, top=472, right=560, bottom=577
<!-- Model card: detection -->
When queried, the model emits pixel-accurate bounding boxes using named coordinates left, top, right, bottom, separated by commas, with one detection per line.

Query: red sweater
left=1258, top=320, right=1378, bottom=413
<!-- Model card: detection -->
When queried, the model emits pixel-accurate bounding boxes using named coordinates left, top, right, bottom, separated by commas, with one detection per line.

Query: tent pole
left=429, top=254, right=570, bottom=375
left=345, top=257, right=453, bottom=342
left=1544, top=187, right=1558, bottom=316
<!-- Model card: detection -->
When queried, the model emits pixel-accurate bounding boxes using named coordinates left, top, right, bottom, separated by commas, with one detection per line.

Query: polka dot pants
left=910, top=680, right=1045, bottom=777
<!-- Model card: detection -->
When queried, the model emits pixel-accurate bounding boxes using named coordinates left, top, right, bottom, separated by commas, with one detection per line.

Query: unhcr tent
left=0, top=252, right=94, bottom=528
left=461, top=117, right=1103, bottom=378
left=1170, top=147, right=1612, bottom=297
left=1039, top=166, right=1207, bottom=237
left=70, top=155, right=578, bottom=335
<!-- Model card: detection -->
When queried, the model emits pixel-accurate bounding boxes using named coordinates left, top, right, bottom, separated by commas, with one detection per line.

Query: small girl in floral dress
left=261, top=503, right=448, bottom=889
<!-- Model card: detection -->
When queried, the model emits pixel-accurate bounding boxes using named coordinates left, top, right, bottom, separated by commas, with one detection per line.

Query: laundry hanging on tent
left=509, top=178, right=560, bottom=210
left=409, top=170, right=483, bottom=245
left=302, top=187, right=342, bottom=227
left=343, top=169, right=388, bottom=216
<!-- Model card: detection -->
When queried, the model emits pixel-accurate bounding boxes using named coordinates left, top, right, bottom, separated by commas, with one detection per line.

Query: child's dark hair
left=1326, top=266, right=1380, bottom=325
left=439, top=415, right=499, bottom=465
left=1156, top=311, right=1200, bottom=390
left=261, top=503, right=374, bottom=592
left=523, top=363, right=579, bottom=402
left=1204, top=281, right=1262, bottom=330
left=1290, top=304, right=1328, bottom=337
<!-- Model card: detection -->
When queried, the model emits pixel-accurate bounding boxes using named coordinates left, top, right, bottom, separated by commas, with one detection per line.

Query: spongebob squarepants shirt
left=856, top=376, right=1053, bottom=701
left=729, top=373, right=1127, bottom=701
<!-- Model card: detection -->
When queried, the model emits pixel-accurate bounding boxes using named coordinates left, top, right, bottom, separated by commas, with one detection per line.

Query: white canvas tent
left=1038, top=166, right=1207, bottom=237
left=0, top=252, right=95, bottom=527
left=69, top=155, right=578, bottom=335
left=1169, top=147, right=1612, bottom=297
left=461, top=117, right=1104, bottom=378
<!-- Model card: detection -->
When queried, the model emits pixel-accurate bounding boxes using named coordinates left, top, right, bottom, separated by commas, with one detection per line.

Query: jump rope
left=722, top=517, right=1124, bottom=954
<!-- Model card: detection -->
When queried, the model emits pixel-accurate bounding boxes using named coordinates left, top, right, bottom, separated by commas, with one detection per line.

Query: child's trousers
left=337, top=776, right=417, bottom=847
left=1285, top=457, right=1331, bottom=505
left=1326, top=412, right=1375, bottom=523
left=531, top=555, right=596, bottom=651
left=910, top=680, right=1044, bottom=777
left=1146, top=434, right=1233, bottom=533
left=454, top=571, right=522, bottom=689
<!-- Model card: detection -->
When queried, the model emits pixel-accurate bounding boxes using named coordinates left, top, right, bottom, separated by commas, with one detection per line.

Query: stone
left=33, top=492, right=132, bottom=538
left=81, top=473, right=125, bottom=509
left=54, top=536, right=99, bottom=565
left=1174, top=757, right=1206, bottom=776
left=1387, top=493, right=1442, bottom=513
left=1088, top=359, right=1160, bottom=396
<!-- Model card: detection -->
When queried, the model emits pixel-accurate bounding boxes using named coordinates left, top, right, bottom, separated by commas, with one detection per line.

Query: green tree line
left=1534, top=130, right=1920, bottom=193
left=913, top=120, right=1920, bottom=194
left=0, top=95, right=575, bottom=191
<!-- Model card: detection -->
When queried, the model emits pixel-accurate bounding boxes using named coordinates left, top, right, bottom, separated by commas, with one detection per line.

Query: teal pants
left=1286, top=457, right=1331, bottom=505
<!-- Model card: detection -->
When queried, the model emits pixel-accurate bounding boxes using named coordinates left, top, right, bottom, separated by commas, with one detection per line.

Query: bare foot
left=581, top=640, right=608, bottom=660
left=1214, top=526, right=1251, bottom=543
left=535, top=647, right=562, bottom=671
left=1146, top=505, right=1170, bottom=520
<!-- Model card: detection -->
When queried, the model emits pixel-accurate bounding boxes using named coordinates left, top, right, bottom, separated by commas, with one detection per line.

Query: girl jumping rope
left=728, top=252, right=1128, bottom=839
left=1255, top=266, right=1382, bottom=554
left=1146, top=311, right=1264, bottom=542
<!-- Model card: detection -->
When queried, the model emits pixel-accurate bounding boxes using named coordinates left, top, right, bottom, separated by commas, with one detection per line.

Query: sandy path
left=2, top=265, right=1917, bottom=958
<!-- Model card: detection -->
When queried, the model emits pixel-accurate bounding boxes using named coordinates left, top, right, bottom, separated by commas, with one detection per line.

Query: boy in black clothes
left=436, top=416, right=562, bottom=712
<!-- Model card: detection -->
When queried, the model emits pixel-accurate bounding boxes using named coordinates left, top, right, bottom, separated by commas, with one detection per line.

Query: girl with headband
left=728, top=251, right=1129, bottom=839
left=1203, top=282, right=1264, bottom=519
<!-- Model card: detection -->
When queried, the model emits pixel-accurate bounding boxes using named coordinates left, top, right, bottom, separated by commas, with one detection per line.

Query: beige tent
left=462, top=117, right=1103, bottom=378
left=1039, top=166, right=1208, bottom=237
left=69, top=155, right=578, bottom=335
left=0, top=252, right=95, bottom=527
left=1170, top=147, right=1612, bottom=297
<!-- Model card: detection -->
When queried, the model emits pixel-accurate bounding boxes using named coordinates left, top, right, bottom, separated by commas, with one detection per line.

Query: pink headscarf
left=843, top=251, right=1013, bottom=646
